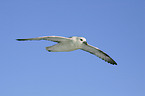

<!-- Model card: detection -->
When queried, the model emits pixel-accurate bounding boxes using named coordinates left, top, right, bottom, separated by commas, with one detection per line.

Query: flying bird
left=16, top=36, right=117, bottom=65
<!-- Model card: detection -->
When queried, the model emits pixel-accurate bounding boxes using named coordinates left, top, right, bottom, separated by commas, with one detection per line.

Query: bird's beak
left=83, top=41, right=88, bottom=45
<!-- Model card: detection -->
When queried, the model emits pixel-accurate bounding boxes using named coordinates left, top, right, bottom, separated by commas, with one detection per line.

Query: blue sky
left=0, top=0, right=145, bottom=96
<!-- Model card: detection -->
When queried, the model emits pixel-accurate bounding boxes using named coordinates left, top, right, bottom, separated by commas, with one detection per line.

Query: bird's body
left=46, top=42, right=79, bottom=52
left=16, top=36, right=117, bottom=65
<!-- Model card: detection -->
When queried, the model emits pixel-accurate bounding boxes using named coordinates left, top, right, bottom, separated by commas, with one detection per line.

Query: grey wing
left=81, top=44, right=117, bottom=65
left=16, top=36, right=71, bottom=43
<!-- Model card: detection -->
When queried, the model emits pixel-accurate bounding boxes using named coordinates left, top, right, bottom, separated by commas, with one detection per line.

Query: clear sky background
left=0, top=0, right=145, bottom=96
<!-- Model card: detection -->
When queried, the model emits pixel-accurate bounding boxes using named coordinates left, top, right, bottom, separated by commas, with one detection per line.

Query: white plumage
left=17, top=36, right=117, bottom=65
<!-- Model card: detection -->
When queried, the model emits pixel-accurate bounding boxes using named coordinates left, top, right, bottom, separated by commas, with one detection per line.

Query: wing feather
left=81, top=44, right=117, bottom=65
left=16, top=36, right=71, bottom=43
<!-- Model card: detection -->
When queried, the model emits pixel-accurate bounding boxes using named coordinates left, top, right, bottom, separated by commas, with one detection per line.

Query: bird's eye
left=80, top=39, right=83, bottom=41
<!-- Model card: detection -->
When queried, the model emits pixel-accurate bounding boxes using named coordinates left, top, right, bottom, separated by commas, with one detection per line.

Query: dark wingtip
left=16, top=39, right=27, bottom=41
left=107, top=59, right=117, bottom=65
left=109, top=57, right=117, bottom=65
left=111, top=61, right=117, bottom=65
left=16, top=39, right=21, bottom=41
left=113, top=62, right=117, bottom=65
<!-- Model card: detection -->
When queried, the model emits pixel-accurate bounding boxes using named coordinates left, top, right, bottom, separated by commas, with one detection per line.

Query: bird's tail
left=45, top=46, right=53, bottom=52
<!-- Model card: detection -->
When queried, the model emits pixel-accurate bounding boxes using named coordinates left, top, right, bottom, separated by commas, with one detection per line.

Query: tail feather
left=45, top=46, right=52, bottom=52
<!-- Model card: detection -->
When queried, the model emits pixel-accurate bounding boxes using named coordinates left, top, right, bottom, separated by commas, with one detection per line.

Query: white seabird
left=16, top=36, right=117, bottom=65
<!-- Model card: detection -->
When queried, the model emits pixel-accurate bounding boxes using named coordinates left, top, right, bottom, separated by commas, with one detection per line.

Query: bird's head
left=71, top=36, right=88, bottom=45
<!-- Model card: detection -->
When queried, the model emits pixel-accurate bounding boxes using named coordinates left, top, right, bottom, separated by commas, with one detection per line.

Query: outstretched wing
left=16, top=36, right=71, bottom=43
left=81, top=43, right=117, bottom=65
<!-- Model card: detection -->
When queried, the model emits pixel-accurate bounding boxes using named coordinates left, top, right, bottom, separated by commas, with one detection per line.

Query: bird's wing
left=16, top=36, right=71, bottom=43
left=81, top=43, right=117, bottom=65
